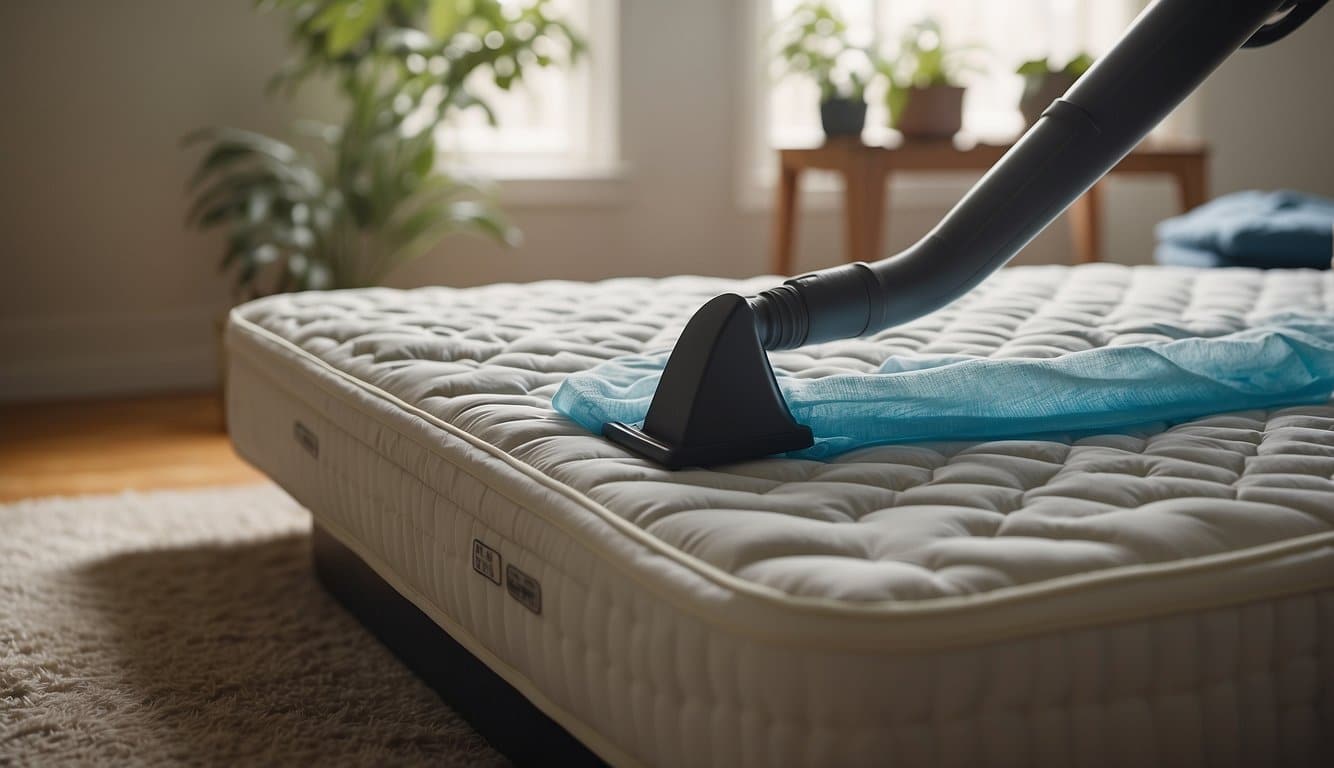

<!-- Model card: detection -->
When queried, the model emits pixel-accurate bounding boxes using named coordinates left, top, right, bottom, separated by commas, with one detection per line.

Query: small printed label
left=471, top=539, right=502, bottom=585
left=505, top=564, right=542, bottom=615
left=293, top=421, right=319, bottom=459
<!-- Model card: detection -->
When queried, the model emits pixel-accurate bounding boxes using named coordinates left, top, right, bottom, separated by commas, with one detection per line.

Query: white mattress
left=226, top=265, right=1334, bottom=767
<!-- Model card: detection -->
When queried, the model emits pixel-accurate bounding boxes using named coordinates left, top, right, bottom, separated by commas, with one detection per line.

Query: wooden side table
left=772, top=138, right=1209, bottom=274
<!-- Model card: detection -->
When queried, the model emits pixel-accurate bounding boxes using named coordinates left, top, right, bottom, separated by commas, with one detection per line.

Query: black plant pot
left=819, top=98, right=867, bottom=139
left=1019, top=72, right=1079, bottom=128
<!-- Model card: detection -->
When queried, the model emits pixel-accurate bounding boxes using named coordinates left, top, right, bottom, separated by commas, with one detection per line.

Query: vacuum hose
left=750, top=0, right=1296, bottom=350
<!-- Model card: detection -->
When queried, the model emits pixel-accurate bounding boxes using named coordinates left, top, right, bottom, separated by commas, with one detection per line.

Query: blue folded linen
left=1154, top=242, right=1226, bottom=268
left=553, top=315, right=1334, bottom=460
left=1155, top=190, right=1333, bottom=269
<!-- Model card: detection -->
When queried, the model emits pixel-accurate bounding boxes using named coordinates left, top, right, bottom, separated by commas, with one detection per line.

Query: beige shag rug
left=0, top=484, right=506, bottom=766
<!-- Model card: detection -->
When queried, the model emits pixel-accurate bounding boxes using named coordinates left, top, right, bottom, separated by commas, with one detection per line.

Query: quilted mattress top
left=234, top=265, right=1334, bottom=606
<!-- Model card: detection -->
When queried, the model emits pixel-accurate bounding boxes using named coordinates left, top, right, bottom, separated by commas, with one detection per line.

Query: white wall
left=0, top=1, right=330, bottom=399
left=3, top=1, right=1333, bottom=401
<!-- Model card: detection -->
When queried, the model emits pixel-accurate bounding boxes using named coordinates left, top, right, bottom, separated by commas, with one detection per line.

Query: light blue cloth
left=1154, top=242, right=1229, bottom=269
left=1154, top=190, right=1333, bottom=270
left=553, top=316, right=1334, bottom=460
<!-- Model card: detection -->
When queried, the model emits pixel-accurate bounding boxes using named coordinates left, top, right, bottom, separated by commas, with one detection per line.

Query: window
left=762, top=0, right=1137, bottom=147
left=440, top=0, right=620, bottom=180
left=744, top=1, right=1162, bottom=205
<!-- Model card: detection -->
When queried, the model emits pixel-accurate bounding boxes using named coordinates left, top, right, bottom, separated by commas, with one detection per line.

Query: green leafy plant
left=186, top=0, right=584, bottom=301
left=874, top=18, right=982, bottom=128
left=1016, top=52, right=1093, bottom=126
left=772, top=1, right=872, bottom=102
left=1016, top=52, right=1094, bottom=82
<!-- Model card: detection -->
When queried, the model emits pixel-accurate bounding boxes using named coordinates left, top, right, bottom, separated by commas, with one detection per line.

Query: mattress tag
left=505, top=564, right=542, bottom=615
left=471, top=539, right=502, bottom=585
left=292, top=420, right=319, bottom=459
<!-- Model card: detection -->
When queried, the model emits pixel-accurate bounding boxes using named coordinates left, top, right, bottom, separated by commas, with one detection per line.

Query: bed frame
left=311, top=524, right=605, bottom=767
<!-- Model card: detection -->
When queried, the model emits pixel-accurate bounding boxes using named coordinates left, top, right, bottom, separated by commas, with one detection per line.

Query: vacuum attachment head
left=603, top=293, right=813, bottom=468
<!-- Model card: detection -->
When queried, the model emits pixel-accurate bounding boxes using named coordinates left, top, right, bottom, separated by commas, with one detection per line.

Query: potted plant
left=1017, top=53, right=1095, bottom=128
left=818, top=70, right=870, bottom=139
left=773, top=2, right=873, bottom=139
left=876, top=19, right=981, bottom=141
left=185, top=0, right=584, bottom=302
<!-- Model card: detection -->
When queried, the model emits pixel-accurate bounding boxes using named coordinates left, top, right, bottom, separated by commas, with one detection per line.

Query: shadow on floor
left=75, top=533, right=507, bottom=766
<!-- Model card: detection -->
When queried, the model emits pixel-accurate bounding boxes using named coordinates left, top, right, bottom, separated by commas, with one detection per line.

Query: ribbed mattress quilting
left=226, top=265, right=1334, bottom=766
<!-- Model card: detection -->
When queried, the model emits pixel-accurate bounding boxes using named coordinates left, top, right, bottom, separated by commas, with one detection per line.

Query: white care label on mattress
left=505, top=565, right=542, bottom=615
left=471, top=539, right=502, bottom=585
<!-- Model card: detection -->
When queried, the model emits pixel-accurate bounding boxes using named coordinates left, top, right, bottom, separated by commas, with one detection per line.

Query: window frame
left=735, top=0, right=975, bottom=212
left=736, top=0, right=1190, bottom=212
left=443, top=0, right=626, bottom=205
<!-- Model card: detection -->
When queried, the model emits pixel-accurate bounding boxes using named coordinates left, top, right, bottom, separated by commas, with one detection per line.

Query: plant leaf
left=427, top=0, right=459, bottom=39
left=326, top=0, right=387, bottom=55
left=885, top=84, right=908, bottom=128
left=1064, top=53, right=1095, bottom=77
left=1016, top=58, right=1051, bottom=77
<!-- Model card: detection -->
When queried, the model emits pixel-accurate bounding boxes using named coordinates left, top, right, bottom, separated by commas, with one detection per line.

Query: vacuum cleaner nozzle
left=603, top=293, right=813, bottom=468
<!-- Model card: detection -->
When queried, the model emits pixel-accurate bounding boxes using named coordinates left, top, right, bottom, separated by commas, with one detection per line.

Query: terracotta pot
left=1019, top=72, right=1079, bottom=128
left=819, top=97, right=868, bottom=139
left=897, top=85, right=965, bottom=141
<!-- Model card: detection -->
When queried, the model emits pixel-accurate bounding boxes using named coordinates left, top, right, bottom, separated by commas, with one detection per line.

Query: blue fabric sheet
left=1154, top=242, right=1229, bottom=269
left=1154, top=190, right=1334, bottom=270
left=552, top=316, right=1334, bottom=460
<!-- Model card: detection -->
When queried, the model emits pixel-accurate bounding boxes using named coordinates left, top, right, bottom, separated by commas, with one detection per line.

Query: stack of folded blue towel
left=1155, top=190, right=1333, bottom=269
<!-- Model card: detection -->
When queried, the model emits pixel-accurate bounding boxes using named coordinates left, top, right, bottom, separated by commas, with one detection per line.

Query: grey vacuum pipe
left=749, top=0, right=1293, bottom=350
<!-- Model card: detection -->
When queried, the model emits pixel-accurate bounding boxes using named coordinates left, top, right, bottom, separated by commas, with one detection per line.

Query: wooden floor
left=0, top=392, right=265, bottom=502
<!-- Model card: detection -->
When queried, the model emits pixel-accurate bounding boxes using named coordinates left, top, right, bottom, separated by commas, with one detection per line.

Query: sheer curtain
left=765, top=0, right=1147, bottom=147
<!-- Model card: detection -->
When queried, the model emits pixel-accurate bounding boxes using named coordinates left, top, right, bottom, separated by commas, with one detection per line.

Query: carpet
left=0, top=484, right=506, bottom=766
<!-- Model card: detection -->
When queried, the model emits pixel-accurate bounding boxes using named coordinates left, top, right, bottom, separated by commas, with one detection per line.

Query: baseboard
left=0, top=306, right=225, bottom=402
left=0, top=346, right=220, bottom=402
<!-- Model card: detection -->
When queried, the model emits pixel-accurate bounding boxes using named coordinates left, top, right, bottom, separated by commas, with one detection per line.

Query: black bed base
left=312, top=524, right=606, bottom=767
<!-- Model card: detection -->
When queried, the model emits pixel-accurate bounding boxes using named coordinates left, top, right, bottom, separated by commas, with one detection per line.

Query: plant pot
left=1019, top=72, right=1079, bottom=128
left=896, top=85, right=965, bottom=141
left=820, top=98, right=868, bottom=139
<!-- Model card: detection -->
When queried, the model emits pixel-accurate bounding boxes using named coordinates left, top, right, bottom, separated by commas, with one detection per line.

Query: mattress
left=226, top=264, right=1334, bottom=767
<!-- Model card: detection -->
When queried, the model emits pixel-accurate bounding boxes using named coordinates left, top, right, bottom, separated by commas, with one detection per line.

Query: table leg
left=842, top=166, right=866, bottom=265
left=1176, top=157, right=1209, bottom=212
left=864, top=169, right=887, bottom=264
left=771, top=164, right=800, bottom=275
left=843, top=165, right=886, bottom=265
left=1068, top=181, right=1104, bottom=264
